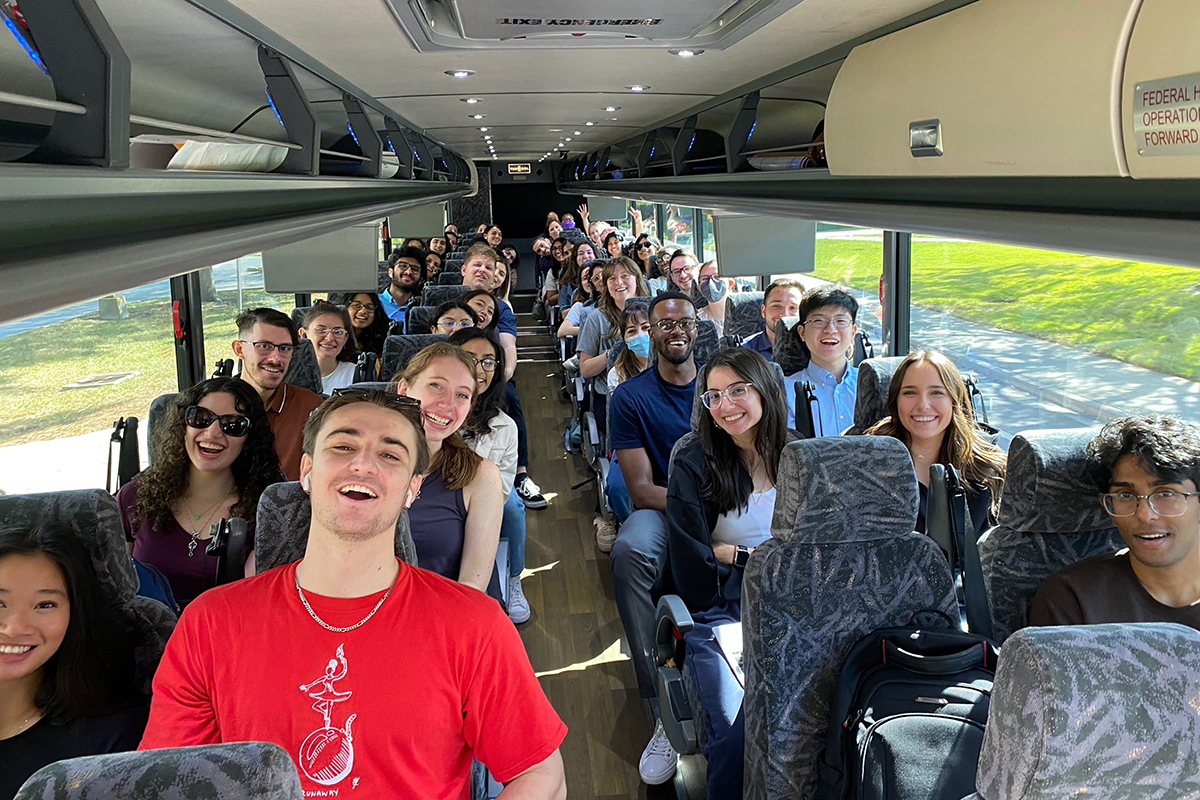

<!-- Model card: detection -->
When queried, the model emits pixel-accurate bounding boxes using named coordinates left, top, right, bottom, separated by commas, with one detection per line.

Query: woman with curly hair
left=116, top=377, right=283, bottom=606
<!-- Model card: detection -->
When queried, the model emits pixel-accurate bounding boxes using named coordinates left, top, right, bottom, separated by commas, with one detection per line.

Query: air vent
left=387, top=0, right=807, bottom=51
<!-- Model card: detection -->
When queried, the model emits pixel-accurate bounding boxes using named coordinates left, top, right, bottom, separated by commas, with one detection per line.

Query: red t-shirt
left=140, top=560, right=566, bottom=798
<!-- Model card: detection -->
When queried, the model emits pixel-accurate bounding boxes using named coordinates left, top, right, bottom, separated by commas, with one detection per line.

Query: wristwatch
left=734, top=546, right=751, bottom=568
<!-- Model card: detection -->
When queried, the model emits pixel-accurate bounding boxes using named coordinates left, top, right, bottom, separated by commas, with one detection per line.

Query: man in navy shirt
left=741, top=278, right=803, bottom=359
left=607, top=292, right=698, bottom=782
left=380, top=246, right=426, bottom=330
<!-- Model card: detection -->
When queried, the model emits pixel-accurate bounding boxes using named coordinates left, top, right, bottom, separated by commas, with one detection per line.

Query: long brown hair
left=391, top=343, right=482, bottom=491
left=612, top=305, right=650, bottom=385
left=597, top=257, right=651, bottom=330
left=865, top=349, right=1006, bottom=511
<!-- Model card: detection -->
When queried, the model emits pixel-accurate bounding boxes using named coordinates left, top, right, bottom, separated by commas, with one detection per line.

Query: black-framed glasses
left=392, top=262, right=422, bottom=276
left=239, top=340, right=294, bottom=355
left=803, top=316, right=854, bottom=331
left=185, top=405, right=251, bottom=437
left=653, top=318, right=697, bottom=333
left=346, top=301, right=376, bottom=315
left=1101, top=490, right=1200, bottom=517
left=464, top=354, right=498, bottom=373
left=701, top=382, right=755, bottom=410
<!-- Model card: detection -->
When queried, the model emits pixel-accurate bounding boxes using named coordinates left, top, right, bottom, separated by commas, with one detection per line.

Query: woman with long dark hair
left=629, top=233, right=660, bottom=279
left=559, top=240, right=597, bottom=314
left=541, top=236, right=572, bottom=306
left=463, top=289, right=499, bottom=331
left=391, top=343, right=504, bottom=593
left=117, top=377, right=281, bottom=606
left=0, top=523, right=148, bottom=798
left=866, top=349, right=1006, bottom=533
left=335, top=291, right=389, bottom=356
left=447, top=328, right=529, bottom=624
left=641, top=347, right=793, bottom=793
left=299, top=301, right=358, bottom=394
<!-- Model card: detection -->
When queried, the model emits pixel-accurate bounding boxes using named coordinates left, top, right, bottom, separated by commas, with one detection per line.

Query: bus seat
left=422, top=284, right=470, bottom=308
left=0, top=489, right=177, bottom=695
left=741, top=437, right=958, bottom=800
left=381, top=334, right=448, bottom=381
left=770, top=318, right=807, bottom=376
left=693, top=320, right=720, bottom=364
left=844, top=356, right=905, bottom=435
left=407, top=305, right=438, bottom=335
left=349, top=381, right=392, bottom=391
left=436, top=271, right=465, bottom=285
left=964, top=623, right=1200, bottom=800
left=14, top=741, right=302, bottom=800
left=722, top=291, right=765, bottom=343
left=290, top=305, right=311, bottom=330
left=977, top=429, right=1122, bottom=641
left=255, top=482, right=417, bottom=572
left=147, top=393, right=177, bottom=452
left=283, top=338, right=324, bottom=395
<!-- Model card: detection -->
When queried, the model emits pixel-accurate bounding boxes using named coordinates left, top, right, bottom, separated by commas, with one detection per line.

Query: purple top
left=115, top=481, right=254, bottom=607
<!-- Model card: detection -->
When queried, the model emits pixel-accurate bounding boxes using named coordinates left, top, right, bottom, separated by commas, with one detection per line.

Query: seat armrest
left=654, top=595, right=694, bottom=666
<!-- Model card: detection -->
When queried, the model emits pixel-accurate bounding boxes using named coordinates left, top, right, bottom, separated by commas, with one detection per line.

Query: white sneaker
left=594, top=517, right=618, bottom=553
left=507, top=575, right=530, bottom=624
left=639, top=718, right=679, bottom=785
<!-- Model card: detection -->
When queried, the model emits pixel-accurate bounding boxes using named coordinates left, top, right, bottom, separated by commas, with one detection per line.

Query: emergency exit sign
left=508, top=163, right=531, bottom=174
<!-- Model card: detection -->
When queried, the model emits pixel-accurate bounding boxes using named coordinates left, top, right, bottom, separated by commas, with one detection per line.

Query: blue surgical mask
left=626, top=332, right=651, bottom=358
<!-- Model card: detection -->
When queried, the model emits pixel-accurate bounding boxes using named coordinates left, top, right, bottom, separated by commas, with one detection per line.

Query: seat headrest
left=723, top=291, right=765, bottom=340
left=0, top=489, right=137, bottom=600
left=976, top=623, right=1200, bottom=800
left=423, top=283, right=469, bottom=307
left=15, top=742, right=303, bottom=800
left=406, top=306, right=437, bottom=336
left=772, top=436, right=918, bottom=544
left=380, top=333, right=448, bottom=382
left=692, top=319, right=721, bottom=365
left=852, top=356, right=905, bottom=431
left=770, top=317, right=807, bottom=375
left=996, top=428, right=1109, bottom=533
left=283, top=338, right=324, bottom=396
left=290, top=305, right=311, bottom=330
left=255, top=482, right=417, bottom=572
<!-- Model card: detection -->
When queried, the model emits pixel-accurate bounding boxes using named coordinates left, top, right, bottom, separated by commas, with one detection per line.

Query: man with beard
left=607, top=292, right=699, bottom=737
left=380, top=246, right=426, bottom=330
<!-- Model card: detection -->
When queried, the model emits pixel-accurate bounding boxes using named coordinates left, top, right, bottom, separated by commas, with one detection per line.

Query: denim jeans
left=610, top=508, right=669, bottom=698
left=686, top=609, right=745, bottom=799
left=502, top=485, right=526, bottom=577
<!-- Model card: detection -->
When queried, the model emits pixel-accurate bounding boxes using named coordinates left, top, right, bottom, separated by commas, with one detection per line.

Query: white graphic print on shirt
left=298, top=643, right=358, bottom=786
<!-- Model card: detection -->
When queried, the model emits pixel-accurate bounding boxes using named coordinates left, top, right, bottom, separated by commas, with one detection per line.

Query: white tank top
left=710, top=486, right=776, bottom=548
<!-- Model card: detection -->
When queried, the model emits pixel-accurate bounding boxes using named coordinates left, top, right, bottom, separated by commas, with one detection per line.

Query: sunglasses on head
left=185, top=405, right=251, bottom=437
left=331, top=387, right=423, bottom=413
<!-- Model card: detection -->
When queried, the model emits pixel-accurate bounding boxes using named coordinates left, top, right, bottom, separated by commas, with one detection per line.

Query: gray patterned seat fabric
left=724, top=291, right=765, bottom=341
left=693, top=319, right=720, bottom=364
left=978, top=429, right=1122, bottom=641
left=283, top=338, right=324, bottom=396
left=15, top=741, right=303, bottom=800
left=844, top=356, right=904, bottom=435
left=741, top=436, right=958, bottom=800
left=381, top=333, right=449, bottom=382
left=289, top=305, right=311, bottom=330
left=0, top=490, right=176, bottom=694
left=770, top=318, right=806, bottom=376
left=436, top=270, right=465, bottom=285
left=407, top=305, right=438, bottom=335
left=255, top=481, right=417, bottom=572
left=970, top=623, right=1200, bottom=800
left=147, top=392, right=177, bottom=452
left=423, top=283, right=470, bottom=307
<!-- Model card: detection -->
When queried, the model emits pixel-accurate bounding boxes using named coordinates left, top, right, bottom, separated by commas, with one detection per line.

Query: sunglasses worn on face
left=186, top=405, right=251, bottom=437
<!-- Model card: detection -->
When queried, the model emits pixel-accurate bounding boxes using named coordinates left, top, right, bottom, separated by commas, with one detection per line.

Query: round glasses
left=310, top=326, right=348, bottom=339
left=436, top=318, right=475, bottom=332
left=465, top=354, right=498, bottom=373
left=185, top=405, right=251, bottom=437
left=653, top=318, right=696, bottom=333
left=701, top=382, right=754, bottom=409
left=1101, top=490, right=1200, bottom=517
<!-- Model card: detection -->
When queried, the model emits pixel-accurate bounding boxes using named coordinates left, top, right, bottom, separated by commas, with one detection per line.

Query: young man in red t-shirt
left=141, top=390, right=567, bottom=799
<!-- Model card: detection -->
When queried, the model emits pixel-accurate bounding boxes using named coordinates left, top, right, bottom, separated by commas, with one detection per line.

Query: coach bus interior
left=3, top=0, right=1200, bottom=797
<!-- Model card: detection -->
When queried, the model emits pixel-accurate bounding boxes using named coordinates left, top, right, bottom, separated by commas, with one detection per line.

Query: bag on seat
left=817, top=619, right=999, bottom=800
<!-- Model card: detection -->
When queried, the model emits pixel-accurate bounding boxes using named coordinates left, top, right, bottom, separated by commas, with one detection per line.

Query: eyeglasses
left=1101, top=490, right=1200, bottom=517
left=701, top=382, right=755, bottom=409
left=436, top=318, right=475, bottom=332
left=346, top=301, right=375, bottom=315
left=392, top=262, right=422, bottom=275
left=653, top=318, right=696, bottom=333
left=464, top=354, right=498, bottom=372
left=636, top=242, right=653, bottom=250
left=668, top=266, right=696, bottom=278
left=310, top=326, right=348, bottom=338
left=803, top=316, right=854, bottom=331
left=239, top=340, right=294, bottom=355
left=185, top=405, right=251, bottom=437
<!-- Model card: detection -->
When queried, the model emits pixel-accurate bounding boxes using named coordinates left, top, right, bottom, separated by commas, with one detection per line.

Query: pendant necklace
left=184, top=493, right=231, bottom=557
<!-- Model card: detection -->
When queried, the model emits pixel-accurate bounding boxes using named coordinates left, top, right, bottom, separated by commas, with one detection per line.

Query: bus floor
left=513, top=316, right=688, bottom=799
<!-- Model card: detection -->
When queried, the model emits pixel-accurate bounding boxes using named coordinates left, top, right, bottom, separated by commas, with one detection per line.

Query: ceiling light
left=668, top=49, right=704, bottom=57
left=604, top=106, right=620, bottom=112
left=574, top=131, right=582, bottom=135
left=446, top=69, right=475, bottom=78
left=470, top=114, right=485, bottom=120
left=585, top=122, right=594, bottom=127
left=565, top=137, right=572, bottom=141
left=461, top=97, right=483, bottom=104
left=627, top=85, right=649, bottom=92
left=479, top=127, right=488, bottom=132
left=484, top=135, right=491, bottom=139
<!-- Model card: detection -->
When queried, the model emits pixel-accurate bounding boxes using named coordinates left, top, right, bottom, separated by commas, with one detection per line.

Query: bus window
left=632, top=201, right=658, bottom=242
left=665, top=205, right=695, bottom=250
left=909, top=237, right=1200, bottom=434
left=0, top=278, right=178, bottom=494
left=699, top=211, right=716, bottom=261
left=200, top=254, right=298, bottom=366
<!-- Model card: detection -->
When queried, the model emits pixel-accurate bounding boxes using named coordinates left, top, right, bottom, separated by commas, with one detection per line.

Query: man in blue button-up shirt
left=379, top=246, right=426, bottom=331
left=784, top=287, right=859, bottom=435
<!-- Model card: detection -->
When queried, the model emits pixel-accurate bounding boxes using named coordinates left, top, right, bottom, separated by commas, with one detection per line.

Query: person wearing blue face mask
left=608, top=306, right=652, bottom=393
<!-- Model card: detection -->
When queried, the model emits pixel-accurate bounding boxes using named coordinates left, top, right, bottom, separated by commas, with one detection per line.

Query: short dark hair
left=648, top=290, right=696, bottom=321
left=799, top=286, right=858, bottom=324
left=763, top=278, right=805, bottom=306
left=1088, top=415, right=1200, bottom=491
left=302, top=390, right=430, bottom=476
left=235, top=307, right=298, bottom=346
left=431, top=299, right=478, bottom=330
left=389, top=246, right=427, bottom=269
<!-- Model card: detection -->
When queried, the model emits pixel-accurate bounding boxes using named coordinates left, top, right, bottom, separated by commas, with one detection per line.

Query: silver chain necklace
left=294, top=572, right=395, bottom=633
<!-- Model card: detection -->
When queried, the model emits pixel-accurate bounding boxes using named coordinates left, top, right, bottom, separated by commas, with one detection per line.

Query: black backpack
left=816, top=617, right=1000, bottom=800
